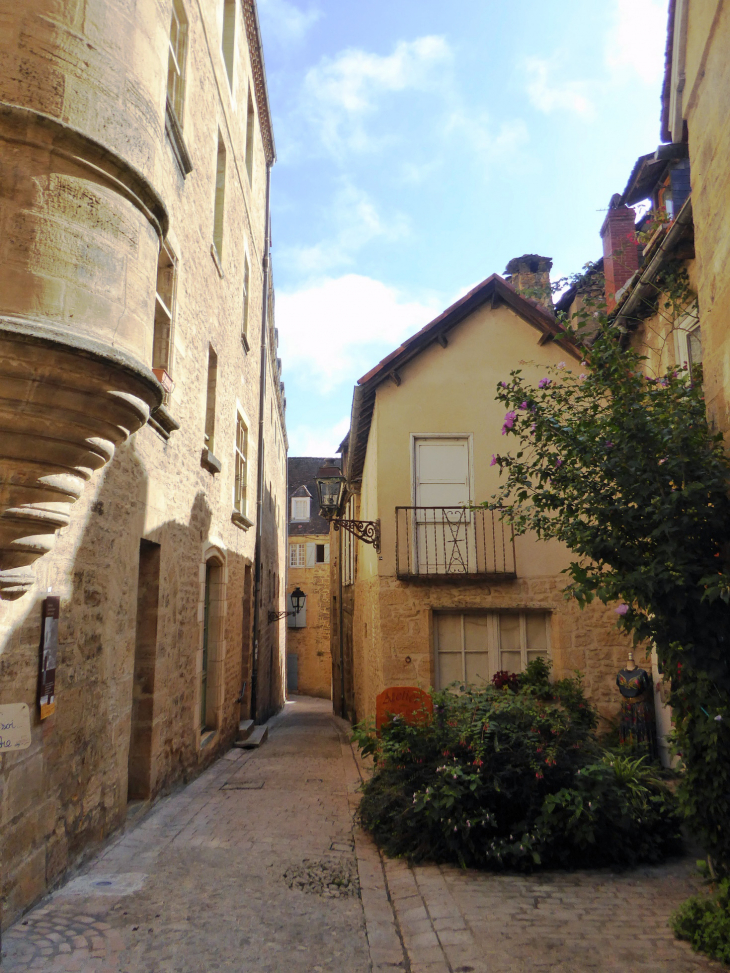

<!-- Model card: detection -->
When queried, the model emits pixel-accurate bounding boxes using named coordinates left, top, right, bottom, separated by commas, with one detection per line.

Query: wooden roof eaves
left=345, top=276, right=581, bottom=484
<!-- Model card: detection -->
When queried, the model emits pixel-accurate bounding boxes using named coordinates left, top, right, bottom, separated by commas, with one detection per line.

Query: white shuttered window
left=434, top=611, right=550, bottom=690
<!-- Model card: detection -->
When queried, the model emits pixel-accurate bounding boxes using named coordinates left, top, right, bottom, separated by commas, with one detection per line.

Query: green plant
left=671, top=878, right=730, bottom=964
left=488, top=292, right=730, bottom=875
left=355, top=678, right=680, bottom=871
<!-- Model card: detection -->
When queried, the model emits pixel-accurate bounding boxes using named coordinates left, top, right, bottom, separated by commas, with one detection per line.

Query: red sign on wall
left=375, top=686, right=433, bottom=732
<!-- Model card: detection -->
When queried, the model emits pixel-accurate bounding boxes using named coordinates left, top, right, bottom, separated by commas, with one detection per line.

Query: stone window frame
left=289, top=542, right=305, bottom=568
left=167, top=0, right=189, bottom=126
left=431, top=609, right=551, bottom=691
left=197, top=544, right=228, bottom=746
left=221, top=0, right=237, bottom=91
left=152, top=240, right=178, bottom=386
left=233, top=407, right=249, bottom=516
left=673, top=304, right=701, bottom=373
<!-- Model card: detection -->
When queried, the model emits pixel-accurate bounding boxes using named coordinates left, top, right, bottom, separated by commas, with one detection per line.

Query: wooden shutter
left=305, top=543, right=316, bottom=567
left=324, top=543, right=330, bottom=564
left=414, top=439, right=470, bottom=508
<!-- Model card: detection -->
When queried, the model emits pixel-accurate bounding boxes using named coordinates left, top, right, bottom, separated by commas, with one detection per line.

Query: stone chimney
left=600, top=194, right=639, bottom=311
left=504, top=254, right=553, bottom=310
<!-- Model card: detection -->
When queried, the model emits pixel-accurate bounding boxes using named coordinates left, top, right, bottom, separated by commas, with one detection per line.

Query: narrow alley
left=1, top=698, right=722, bottom=973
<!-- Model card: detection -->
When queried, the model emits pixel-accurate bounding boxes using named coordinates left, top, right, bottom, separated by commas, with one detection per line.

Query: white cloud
left=605, top=0, right=667, bottom=85
left=525, top=58, right=595, bottom=118
left=287, top=416, right=351, bottom=457
left=280, top=182, right=409, bottom=276
left=275, top=274, right=439, bottom=393
left=447, top=111, right=529, bottom=162
left=256, top=0, right=320, bottom=46
left=302, top=36, right=452, bottom=154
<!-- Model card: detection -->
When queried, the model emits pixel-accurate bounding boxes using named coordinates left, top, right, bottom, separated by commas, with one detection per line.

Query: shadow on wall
left=0, top=436, right=256, bottom=928
left=253, top=477, right=284, bottom=725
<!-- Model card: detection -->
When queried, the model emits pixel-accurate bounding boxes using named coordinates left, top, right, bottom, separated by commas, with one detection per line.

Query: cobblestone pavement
left=2, top=697, right=370, bottom=973
left=3, top=697, right=726, bottom=973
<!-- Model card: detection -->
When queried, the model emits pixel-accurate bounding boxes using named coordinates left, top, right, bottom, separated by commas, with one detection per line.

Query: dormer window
left=291, top=497, right=310, bottom=522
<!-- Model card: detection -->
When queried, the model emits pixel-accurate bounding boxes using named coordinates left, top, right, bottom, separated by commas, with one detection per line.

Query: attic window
left=291, top=497, right=310, bottom=522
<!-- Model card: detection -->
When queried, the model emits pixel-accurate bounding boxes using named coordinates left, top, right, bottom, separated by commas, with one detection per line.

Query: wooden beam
left=389, top=370, right=401, bottom=387
left=436, top=333, right=448, bottom=348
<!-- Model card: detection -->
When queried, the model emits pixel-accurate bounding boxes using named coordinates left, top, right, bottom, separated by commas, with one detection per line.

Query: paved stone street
left=2, top=697, right=725, bottom=973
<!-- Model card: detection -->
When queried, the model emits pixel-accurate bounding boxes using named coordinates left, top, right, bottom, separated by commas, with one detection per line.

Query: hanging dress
left=616, top=666, right=657, bottom=758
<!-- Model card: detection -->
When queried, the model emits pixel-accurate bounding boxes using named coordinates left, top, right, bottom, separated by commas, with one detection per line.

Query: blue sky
left=256, top=0, right=668, bottom=455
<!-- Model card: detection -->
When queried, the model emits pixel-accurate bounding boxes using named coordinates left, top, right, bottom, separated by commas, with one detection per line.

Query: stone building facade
left=286, top=458, right=334, bottom=699
left=0, top=0, right=286, bottom=928
left=331, top=268, right=629, bottom=726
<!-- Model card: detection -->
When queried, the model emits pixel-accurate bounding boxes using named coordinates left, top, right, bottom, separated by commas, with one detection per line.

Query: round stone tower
left=0, top=1, right=170, bottom=595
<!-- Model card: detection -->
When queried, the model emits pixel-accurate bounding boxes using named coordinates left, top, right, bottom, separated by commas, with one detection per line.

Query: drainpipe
left=338, top=523, right=345, bottom=718
left=251, top=161, right=272, bottom=724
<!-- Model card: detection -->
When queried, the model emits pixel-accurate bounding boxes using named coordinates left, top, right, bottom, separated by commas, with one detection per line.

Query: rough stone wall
left=350, top=574, right=641, bottom=732
left=0, top=0, right=284, bottom=929
left=287, top=535, right=332, bottom=699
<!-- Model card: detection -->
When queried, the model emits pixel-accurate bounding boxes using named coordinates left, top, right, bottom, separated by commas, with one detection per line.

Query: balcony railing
left=395, top=506, right=516, bottom=580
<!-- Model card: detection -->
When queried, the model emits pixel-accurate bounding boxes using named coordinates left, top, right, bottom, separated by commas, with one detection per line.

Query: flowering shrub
left=488, top=298, right=730, bottom=878
left=355, top=662, right=681, bottom=870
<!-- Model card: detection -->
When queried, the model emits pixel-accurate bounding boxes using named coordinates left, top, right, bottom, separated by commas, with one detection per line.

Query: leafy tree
left=488, top=286, right=730, bottom=875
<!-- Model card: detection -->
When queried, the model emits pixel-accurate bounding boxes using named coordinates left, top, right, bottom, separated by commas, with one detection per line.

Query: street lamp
left=268, top=586, right=306, bottom=623
left=315, top=466, right=381, bottom=553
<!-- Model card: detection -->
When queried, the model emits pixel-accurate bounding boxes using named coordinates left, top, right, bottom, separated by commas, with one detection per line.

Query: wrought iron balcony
left=395, top=506, right=516, bottom=581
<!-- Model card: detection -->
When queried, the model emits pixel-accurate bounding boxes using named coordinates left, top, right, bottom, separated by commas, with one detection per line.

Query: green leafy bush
left=356, top=665, right=681, bottom=870
left=671, top=878, right=730, bottom=964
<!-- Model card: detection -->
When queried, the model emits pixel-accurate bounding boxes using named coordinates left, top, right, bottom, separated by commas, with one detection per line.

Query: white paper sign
left=0, top=703, right=32, bottom=752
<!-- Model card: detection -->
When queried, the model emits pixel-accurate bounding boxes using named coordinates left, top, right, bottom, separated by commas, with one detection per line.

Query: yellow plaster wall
left=682, top=2, right=730, bottom=434
left=351, top=301, right=633, bottom=723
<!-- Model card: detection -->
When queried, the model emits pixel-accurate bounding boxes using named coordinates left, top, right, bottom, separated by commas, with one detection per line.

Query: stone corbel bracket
left=0, top=319, right=162, bottom=598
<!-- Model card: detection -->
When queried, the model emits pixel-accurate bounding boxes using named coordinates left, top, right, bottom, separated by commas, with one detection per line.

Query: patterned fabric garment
left=619, top=697, right=658, bottom=758
left=616, top=666, right=651, bottom=698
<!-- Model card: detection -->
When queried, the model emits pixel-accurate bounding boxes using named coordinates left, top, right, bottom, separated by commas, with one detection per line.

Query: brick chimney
left=504, top=254, right=553, bottom=310
left=600, top=194, right=639, bottom=310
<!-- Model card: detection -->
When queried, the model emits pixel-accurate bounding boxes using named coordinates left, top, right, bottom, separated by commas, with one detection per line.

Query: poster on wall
left=38, top=596, right=60, bottom=720
left=0, top=703, right=32, bottom=751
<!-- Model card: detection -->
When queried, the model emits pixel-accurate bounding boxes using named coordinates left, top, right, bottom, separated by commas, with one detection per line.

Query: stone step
left=233, top=725, right=268, bottom=749
left=237, top=719, right=254, bottom=741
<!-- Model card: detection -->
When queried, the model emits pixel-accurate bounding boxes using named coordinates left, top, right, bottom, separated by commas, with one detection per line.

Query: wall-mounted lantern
left=315, top=466, right=380, bottom=553
left=269, top=585, right=306, bottom=623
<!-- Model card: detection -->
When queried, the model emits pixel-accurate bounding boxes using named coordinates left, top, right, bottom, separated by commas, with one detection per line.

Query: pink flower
left=499, top=381, right=507, bottom=388
left=501, top=410, right=516, bottom=435
left=530, top=423, right=536, bottom=434
left=538, top=378, right=551, bottom=389
left=555, top=458, right=562, bottom=467
left=615, top=604, right=629, bottom=616
left=659, top=458, right=667, bottom=465
left=557, top=361, right=566, bottom=369
left=581, top=360, right=587, bottom=366
left=579, top=373, right=587, bottom=380
left=605, top=441, right=614, bottom=449
left=490, top=454, right=498, bottom=467
left=520, top=401, right=528, bottom=409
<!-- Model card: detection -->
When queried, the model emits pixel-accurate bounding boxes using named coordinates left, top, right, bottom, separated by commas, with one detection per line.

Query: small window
left=205, top=345, right=218, bottom=452
left=434, top=611, right=550, bottom=690
left=291, top=497, right=310, bottom=522
left=213, top=134, right=227, bottom=260
left=222, top=0, right=236, bottom=88
left=242, top=252, right=250, bottom=346
left=234, top=413, right=247, bottom=514
left=674, top=311, right=702, bottom=377
left=245, top=87, right=255, bottom=183
left=316, top=544, right=325, bottom=563
left=153, top=242, right=177, bottom=380
left=289, top=543, right=305, bottom=568
left=167, top=0, right=188, bottom=124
